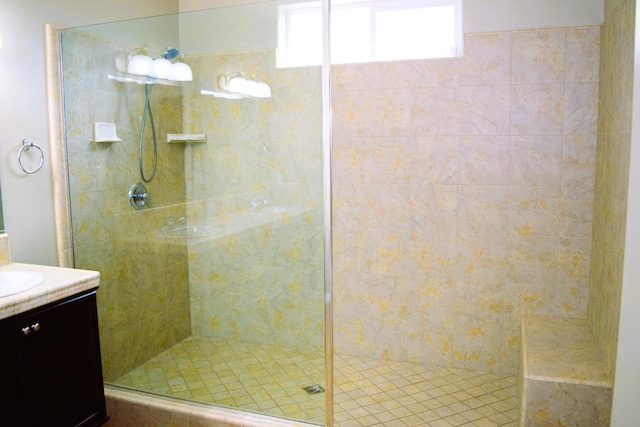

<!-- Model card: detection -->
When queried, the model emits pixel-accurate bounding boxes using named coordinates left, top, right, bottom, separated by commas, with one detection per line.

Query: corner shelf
left=107, top=73, right=184, bottom=87
left=167, top=134, right=207, bottom=143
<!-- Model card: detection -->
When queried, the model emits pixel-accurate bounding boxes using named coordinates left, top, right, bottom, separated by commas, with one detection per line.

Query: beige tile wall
left=182, top=51, right=325, bottom=352
left=332, top=28, right=600, bottom=374
left=588, top=0, right=635, bottom=377
left=59, top=25, right=603, bottom=379
left=0, top=234, right=11, bottom=265
left=61, top=30, right=191, bottom=381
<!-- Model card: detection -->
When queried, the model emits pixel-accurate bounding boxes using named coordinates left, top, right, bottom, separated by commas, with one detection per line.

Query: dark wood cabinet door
left=0, top=290, right=108, bottom=427
left=25, top=292, right=107, bottom=427
left=0, top=315, right=31, bottom=425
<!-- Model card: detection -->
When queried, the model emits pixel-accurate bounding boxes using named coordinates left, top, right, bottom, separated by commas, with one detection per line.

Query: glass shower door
left=60, top=2, right=327, bottom=424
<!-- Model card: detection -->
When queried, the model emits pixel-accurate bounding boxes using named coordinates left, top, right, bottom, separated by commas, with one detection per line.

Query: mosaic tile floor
left=333, top=355, right=519, bottom=427
left=112, top=336, right=519, bottom=426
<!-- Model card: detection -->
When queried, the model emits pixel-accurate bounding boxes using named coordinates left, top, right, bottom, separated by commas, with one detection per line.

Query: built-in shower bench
left=519, top=314, right=612, bottom=426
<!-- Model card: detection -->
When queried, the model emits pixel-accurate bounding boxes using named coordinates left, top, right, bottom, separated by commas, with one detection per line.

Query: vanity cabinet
left=0, top=289, right=109, bottom=427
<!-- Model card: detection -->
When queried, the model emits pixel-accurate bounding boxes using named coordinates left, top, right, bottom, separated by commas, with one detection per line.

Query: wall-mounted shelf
left=200, top=89, right=247, bottom=100
left=167, top=134, right=207, bottom=143
left=107, top=73, right=183, bottom=88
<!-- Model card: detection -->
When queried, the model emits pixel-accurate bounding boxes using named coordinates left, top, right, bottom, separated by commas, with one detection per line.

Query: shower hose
left=138, top=82, right=158, bottom=182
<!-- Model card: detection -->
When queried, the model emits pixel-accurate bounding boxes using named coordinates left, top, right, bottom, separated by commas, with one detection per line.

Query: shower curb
left=104, top=385, right=322, bottom=427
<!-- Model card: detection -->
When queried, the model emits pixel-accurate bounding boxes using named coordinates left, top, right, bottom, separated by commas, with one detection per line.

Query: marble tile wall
left=61, top=30, right=191, bottom=381
left=523, top=380, right=612, bottom=426
left=520, top=314, right=612, bottom=426
left=332, top=27, right=600, bottom=374
left=60, top=25, right=604, bottom=379
left=182, top=52, right=325, bottom=352
left=588, top=0, right=635, bottom=377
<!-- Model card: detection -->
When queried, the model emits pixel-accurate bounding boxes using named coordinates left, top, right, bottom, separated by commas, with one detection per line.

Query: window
left=277, top=0, right=462, bottom=67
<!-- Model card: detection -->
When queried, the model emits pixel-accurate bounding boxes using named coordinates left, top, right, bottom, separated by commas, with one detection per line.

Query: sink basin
left=0, top=271, right=46, bottom=298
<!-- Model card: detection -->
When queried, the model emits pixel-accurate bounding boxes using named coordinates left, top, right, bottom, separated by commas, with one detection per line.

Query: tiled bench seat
left=519, top=314, right=612, bottom=426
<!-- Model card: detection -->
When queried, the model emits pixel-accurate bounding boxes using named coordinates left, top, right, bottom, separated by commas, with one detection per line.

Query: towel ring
left=18, top=139, right=44, bottom=174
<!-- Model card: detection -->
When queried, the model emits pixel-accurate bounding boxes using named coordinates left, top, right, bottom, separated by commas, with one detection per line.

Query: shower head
left=164, top=47, right=179, bottom=60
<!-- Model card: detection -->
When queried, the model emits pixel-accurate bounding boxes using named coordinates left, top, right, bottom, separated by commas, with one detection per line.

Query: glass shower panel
left=60, top=2, right=326, bottom=424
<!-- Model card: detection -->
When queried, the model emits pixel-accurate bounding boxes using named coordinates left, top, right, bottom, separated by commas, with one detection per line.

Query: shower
left=56, top=1, right=604, bottom=426
left=60, top=5, right=328, bottom=423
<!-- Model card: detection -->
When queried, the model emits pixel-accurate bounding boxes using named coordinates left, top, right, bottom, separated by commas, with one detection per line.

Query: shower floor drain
left=302, top=384, right=325, bottom=395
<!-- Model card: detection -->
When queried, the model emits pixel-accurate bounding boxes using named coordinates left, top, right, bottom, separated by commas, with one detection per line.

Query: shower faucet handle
left=128, top=183, right=150, bottom=210
left=132, top=192, right=150, bottom=205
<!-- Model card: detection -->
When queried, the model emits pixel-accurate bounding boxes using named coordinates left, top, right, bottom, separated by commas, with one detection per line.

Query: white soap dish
left=94, top=122, right=122, bottom=142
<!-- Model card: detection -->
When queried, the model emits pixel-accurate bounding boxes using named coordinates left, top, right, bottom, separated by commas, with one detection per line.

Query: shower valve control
left=128, top=183, right=150, bottom=210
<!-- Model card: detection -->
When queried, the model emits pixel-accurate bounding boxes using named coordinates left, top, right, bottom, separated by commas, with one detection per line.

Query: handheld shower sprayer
left=134, top=46, right=191, bottom=182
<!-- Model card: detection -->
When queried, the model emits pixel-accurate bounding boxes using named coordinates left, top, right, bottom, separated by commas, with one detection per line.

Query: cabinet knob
left=20, top=322, right=40, bottom=335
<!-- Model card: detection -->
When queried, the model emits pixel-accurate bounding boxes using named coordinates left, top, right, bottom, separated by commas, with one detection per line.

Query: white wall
left=179, top=3, right=277, bottom=54
left=463, top=0, right=603, bottom=33
left=180, top=0, right=268, bottom=12
left=74, top=14, right=180, bottom=55
left=178, top=0, right=604, bottom=60
left=0, top=0, right=178, bottom=266
left=181, top=0, right=604, bottom=31
left=610, top=3, right=640, bottom=423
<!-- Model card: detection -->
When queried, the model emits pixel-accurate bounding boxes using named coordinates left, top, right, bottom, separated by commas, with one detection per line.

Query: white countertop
left=0, top=263, right=100, bottom=321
